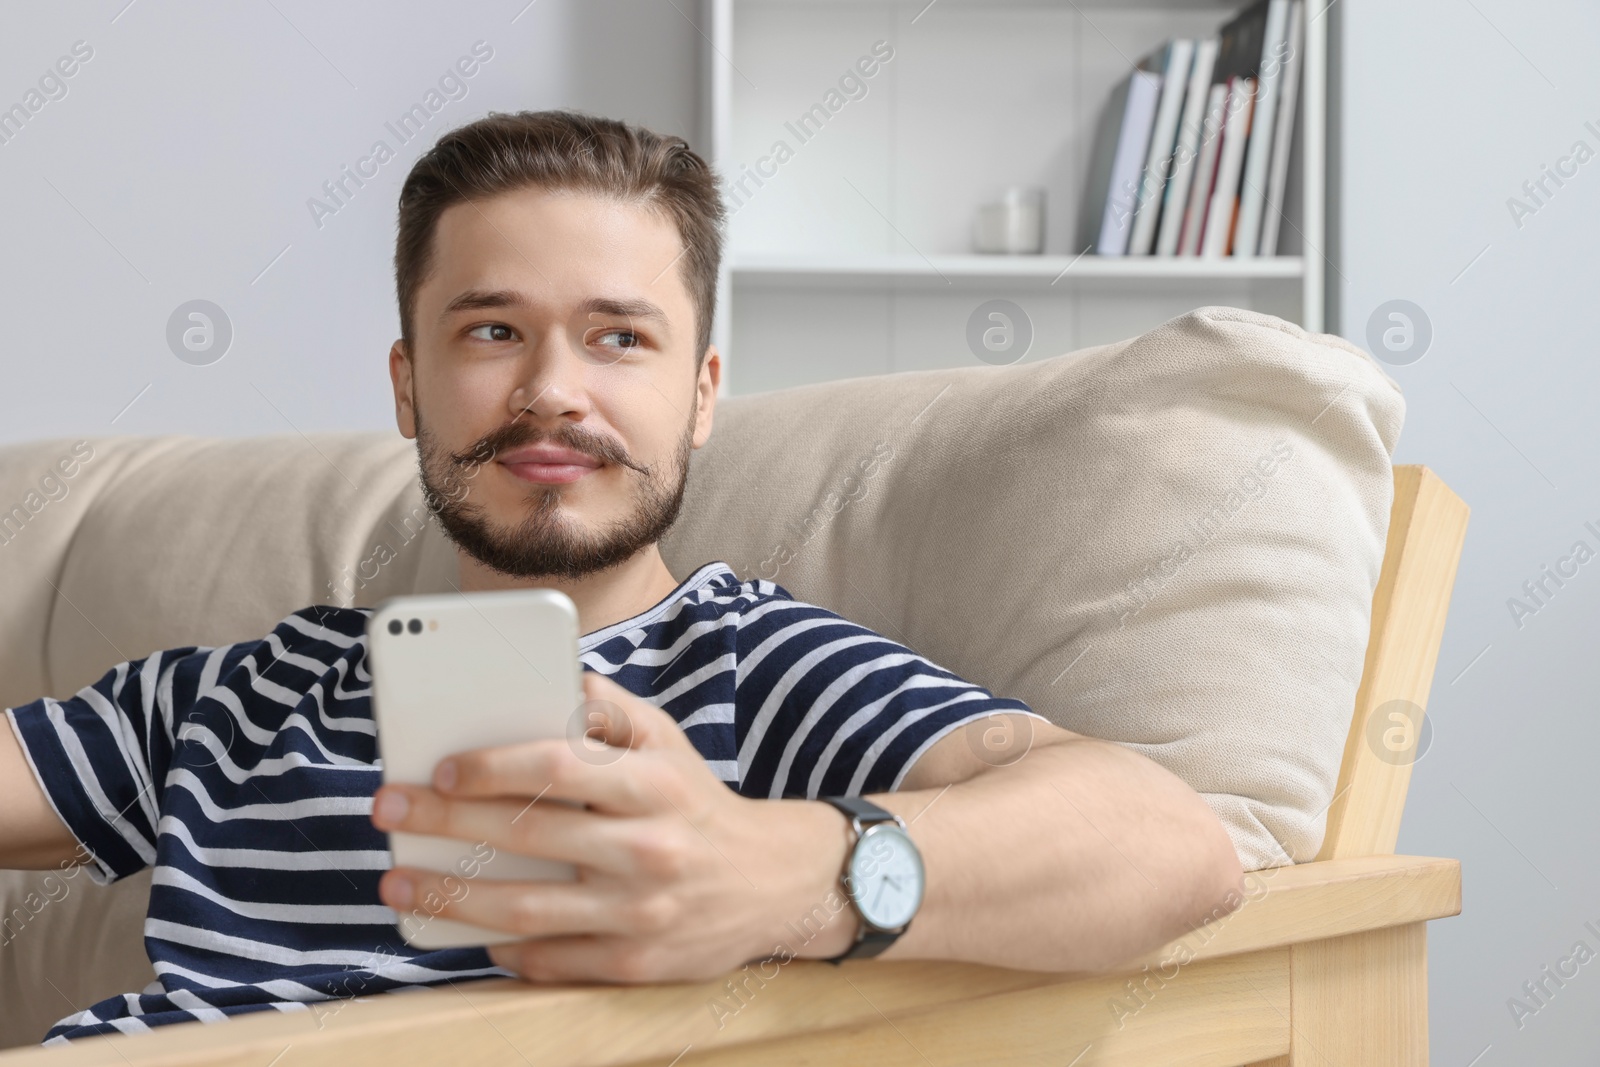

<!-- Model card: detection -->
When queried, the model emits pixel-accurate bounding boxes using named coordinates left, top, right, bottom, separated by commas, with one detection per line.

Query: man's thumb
left=578, top=671, right=692, bottom=753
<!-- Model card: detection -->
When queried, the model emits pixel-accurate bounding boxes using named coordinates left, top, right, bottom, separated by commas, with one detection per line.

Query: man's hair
left=394, top=109, right=725, bottom=362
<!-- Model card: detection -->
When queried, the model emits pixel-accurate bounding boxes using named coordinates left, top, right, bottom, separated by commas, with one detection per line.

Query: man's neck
left=454, top=545, right=684, bottom=638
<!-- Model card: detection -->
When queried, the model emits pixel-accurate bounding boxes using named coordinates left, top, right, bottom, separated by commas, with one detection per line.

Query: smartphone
left=367, top=588, right=584, bottom=949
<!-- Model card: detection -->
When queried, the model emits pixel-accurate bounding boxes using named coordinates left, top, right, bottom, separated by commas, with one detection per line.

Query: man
left=0, top=110, right=1243, bottom=1043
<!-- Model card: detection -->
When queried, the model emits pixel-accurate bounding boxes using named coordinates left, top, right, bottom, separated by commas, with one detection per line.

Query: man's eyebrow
left=437, top=290, right=671, bottom=329
left=575, top=296, right=671, bottom=328
left=438, top=288, right=534, bottom=320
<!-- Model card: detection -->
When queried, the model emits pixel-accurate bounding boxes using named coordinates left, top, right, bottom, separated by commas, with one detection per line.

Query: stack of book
left=1079, top=0, right=1304, bottom=258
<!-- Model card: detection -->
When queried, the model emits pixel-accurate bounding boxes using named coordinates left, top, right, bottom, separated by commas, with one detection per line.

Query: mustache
left=449, top=419, right=650, bottom=475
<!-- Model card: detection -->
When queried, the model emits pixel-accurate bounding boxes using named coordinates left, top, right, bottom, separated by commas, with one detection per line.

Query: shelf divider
left=730, top=253, right=1307, bottom=288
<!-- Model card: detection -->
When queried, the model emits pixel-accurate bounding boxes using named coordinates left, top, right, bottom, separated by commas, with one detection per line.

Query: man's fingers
left=424, top=738, right=671, bottom=812
left=379, top=872, right=681, bottom=945
left=488, top=935, right=692, bottom=985
left=578, top=672, right=697, bottom=755
left=371, top=787, right=642, bottom=871
left=419, top=676, right=695, bottom=803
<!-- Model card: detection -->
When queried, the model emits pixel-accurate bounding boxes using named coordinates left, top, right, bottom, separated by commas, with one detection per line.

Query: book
left=1178, top=81, right=1228, bottom=256
left=1078, top=69, right=1163, bottom=256
left=1077, top=74, right=1133, bottom=254
left=1218, top=2, right=1273, bottom=85
left=1232, top=0, right=1291, bottom=257
left=1127, top=39, right=1195, bottom=256
left=1155, top=37, right=1219, bottom=257
left=1258, top=0, right=1305, bottom=255
left=1188, top=0, right=1268, bottom=256
left=1085, top=0, right=1304, bottom=258
left=1201, top=75, right=1256, bottom=257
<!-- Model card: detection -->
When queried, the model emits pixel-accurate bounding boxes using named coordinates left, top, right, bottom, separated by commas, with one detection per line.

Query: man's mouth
left=497, top=444, right=603, bottom=485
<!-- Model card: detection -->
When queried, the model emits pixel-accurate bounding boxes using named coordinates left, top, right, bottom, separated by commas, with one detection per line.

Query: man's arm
left=849, top=714, right=1244, bottom=972
left=373, top=673, right=1245, bottom=979
left=0, top=718, right=83, bottom=870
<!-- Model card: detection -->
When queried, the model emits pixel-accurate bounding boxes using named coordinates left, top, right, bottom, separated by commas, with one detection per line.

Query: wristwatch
left=819, top=797, right=925, bottom=963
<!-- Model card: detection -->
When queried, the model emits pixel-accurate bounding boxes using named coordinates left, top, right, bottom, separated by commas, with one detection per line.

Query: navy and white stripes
left=7, top=561, right=1037, bottom=1043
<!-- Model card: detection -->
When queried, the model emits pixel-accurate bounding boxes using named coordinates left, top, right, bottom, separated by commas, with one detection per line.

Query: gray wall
left=1340, top=1, right=1600, bottom=1063
left=0, top=0, right=698, bottom=443
left=5, top=0, right=1599, bottom=1061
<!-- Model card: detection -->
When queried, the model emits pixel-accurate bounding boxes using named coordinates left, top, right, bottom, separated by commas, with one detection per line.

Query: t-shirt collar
left=577, top=561, right=736, bottom=652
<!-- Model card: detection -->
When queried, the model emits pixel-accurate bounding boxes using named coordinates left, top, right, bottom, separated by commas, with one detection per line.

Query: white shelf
left=736, top=0, right=1238, bottom=8
left=731, top=253, right=1306, bottom=288
left=702, top=0, right=1329, bottom=393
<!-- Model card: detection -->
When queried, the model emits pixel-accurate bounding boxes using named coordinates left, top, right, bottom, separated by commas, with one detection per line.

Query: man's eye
left=594, top=329, right=641, bottom=351
left=468, top=324, right=516, bottom=342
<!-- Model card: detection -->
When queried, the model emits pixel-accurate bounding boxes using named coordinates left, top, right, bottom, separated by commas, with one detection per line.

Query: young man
left=0, top=111, right=1243, bottom=1043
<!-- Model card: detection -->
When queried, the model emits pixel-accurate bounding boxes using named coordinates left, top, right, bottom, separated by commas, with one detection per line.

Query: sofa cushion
left=660, top=306, right=1403, bottom=873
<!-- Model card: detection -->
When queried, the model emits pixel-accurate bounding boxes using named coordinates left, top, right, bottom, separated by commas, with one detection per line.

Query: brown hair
left=394, top=109, right=725, bottom=363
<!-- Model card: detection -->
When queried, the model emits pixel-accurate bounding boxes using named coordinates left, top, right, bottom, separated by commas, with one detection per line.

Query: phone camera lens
left=407, top=618, right=423, bottom=634
left=387, top=619, right=402, bottom=635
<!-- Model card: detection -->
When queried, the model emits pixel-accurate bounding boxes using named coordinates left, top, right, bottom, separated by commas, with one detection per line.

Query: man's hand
left=370, top=672, right=856, bottom=982
left=372, top=672, right=1245, bottom=979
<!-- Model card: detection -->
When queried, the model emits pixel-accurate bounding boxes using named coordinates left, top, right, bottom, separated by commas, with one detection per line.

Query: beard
left=415, top=406, right=694, bottom=582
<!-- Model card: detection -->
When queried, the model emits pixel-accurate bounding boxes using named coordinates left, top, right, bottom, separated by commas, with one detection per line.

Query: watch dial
left=848, top=825, right=924, bottom=930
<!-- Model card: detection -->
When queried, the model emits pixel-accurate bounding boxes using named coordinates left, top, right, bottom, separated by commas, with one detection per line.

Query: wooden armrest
left=1130, top=852, right=1460, bottom=968
left=0, top=855, right=1459, bottom=1067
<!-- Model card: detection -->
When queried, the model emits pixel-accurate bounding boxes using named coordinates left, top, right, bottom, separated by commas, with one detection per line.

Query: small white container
left=973, top=187, right=1046, bottom=254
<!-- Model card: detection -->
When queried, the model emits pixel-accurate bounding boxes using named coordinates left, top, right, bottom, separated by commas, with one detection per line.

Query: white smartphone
left=367, top=588, right=584, bottom=950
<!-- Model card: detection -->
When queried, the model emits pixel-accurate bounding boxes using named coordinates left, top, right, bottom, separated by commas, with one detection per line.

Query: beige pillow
left=0, top=306, right=1401, bottom=1046
left=0, top=867, right=153, bottom=1048
left=659, top=306, right=1403, bottom=874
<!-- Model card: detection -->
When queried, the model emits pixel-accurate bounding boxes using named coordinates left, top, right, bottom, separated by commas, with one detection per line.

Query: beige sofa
left=0, top=306, right=1403, bottom=1049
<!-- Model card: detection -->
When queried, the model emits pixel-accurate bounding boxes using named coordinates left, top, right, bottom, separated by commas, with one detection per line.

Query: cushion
left=660, top=306, right=1402, bottom=874
left=0, top=306, right=1402, bottom=1047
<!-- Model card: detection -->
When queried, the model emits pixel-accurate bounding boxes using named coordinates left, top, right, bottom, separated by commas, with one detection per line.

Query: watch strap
left=832, top=928, right=897, bottom=962
left=823, top=795, right=900, bottom=827
left=819, top=796, right=910, bottom=964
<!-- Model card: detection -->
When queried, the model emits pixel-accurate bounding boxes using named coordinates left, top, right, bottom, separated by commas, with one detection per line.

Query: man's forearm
left=381, top=679, right=1248, bottom=985
left=0, top=714, right=82, bottom=870
left=774, top=737, right=1246, bottom=974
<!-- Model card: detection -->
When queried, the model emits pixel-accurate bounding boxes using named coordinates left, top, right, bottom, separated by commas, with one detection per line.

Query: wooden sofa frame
left=0, top=465, right=1468, bottom=1067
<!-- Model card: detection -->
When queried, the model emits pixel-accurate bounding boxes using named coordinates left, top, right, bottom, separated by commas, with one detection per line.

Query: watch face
left=847, top=824, right=924, bottom=930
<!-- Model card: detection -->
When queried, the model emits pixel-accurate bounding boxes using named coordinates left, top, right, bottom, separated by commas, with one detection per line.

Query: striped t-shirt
left=7, top=561, right=1038, bottom=1043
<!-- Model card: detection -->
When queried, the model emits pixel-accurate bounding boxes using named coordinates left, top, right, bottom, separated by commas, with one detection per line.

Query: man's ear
left=389, top=341, right=417, bottom=440
left=692, top=346, right=720, bottom=449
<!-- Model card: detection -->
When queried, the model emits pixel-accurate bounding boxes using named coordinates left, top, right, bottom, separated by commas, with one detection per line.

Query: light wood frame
left=0, top=465, right=1467, bottom=1067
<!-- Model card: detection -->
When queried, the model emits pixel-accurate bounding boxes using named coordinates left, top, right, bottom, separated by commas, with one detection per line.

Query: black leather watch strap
left=824, top=795, right=895, bottom=825
left=829, top=928, right=897, bottom=962
left=819, top=796, right=909, bottom=965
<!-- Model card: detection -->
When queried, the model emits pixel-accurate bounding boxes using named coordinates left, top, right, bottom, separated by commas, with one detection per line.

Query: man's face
left=389, top=187, right=719, bottom=580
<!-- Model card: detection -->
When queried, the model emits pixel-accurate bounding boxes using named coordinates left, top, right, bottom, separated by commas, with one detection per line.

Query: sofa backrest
left=0, top=305, right=1406, bottom=1047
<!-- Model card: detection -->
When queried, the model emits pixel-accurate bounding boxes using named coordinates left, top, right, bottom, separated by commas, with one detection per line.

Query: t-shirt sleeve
left=6, top=644, right=217, bottom=884
left=733, top=601, right=1048, bottom=799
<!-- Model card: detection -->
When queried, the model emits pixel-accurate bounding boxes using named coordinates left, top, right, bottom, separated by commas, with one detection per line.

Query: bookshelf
left=731, top=253, right=1307, bottom=287
left=699, top=0, right=1328, bottom=395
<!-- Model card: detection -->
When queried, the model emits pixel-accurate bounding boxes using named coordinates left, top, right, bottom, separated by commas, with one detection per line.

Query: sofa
left=0, top=306, right=1404, bottom=1050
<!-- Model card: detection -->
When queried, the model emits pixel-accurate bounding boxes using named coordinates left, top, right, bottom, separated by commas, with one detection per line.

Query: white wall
left=1338, top=1, right=1600, bottom=1062
left=0, top=0, right=699, bottom=445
